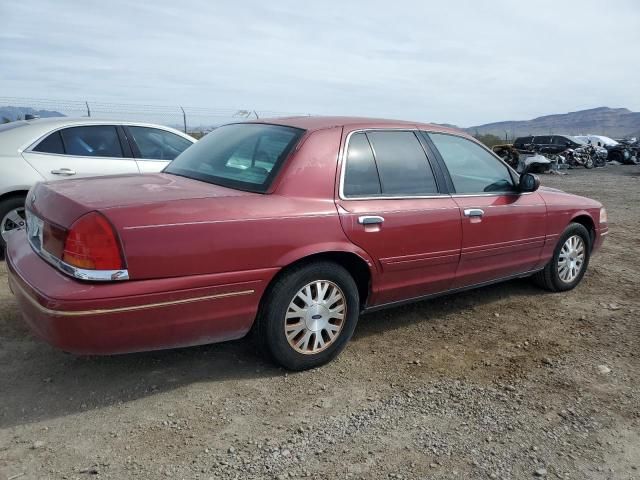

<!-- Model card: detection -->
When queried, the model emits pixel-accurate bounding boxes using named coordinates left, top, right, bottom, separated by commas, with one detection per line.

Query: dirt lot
left=0, top=166, right=639, bottom=480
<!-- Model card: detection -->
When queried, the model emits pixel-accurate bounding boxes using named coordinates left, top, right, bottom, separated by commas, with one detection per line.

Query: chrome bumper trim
left=9, top=274, right=254, bottom=317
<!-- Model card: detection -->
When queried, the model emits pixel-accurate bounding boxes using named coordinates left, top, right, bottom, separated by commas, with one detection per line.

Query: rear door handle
left=358, top=215, right=385, bottom=225
left=463, top=208, right=484, bottom=217
left=51, top=168, right=76, bottom=176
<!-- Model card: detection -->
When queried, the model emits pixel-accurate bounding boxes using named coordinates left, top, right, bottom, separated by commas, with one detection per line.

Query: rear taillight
left=42, top=222, right=66, bottom=259
left=62, top=212, right=125, bottom=271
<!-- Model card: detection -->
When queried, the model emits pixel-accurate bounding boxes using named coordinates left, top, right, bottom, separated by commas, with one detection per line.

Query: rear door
left=22, top=125, right=139, bottom=181
left=426, top=132, right=546, bottom=288
left=336, top=129, right=462, bottom=306
left=124, top=126, right=195, bottom=173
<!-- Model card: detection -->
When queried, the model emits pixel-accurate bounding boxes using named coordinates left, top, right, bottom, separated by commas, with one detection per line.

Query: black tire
left=584, top=157, right=594, bottom=169
left=609, top=151, right=623, bottom=163
left=0, top=195, right=27, bottom=255
left=533, top=223, right=591, bottom=292
left=254, top=262, right=360, bottom=371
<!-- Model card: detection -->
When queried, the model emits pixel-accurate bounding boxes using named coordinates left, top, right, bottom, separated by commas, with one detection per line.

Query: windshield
left=164, top=123, right=304, bottom=193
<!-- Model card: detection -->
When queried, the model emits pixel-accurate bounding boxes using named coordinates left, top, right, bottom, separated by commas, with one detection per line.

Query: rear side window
left=429, top=133, right=515, bottom=194
left=343, top=133, right=381, bottom=197
left=33, top=131, right=65, bottom=154
left=128, top=126, right=193, bottom=161
left=534, top=136, right=552, bottom=144
left=60, top=126, right=123, bottom=158
left=513, top=136, right=532, bottom=148
left=343, top=131, right=438, bottom=197
left=366, top=131, right=438, bottom=195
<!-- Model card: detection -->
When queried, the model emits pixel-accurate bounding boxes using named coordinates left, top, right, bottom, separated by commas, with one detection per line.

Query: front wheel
left=533, top=223, right=591, bottom=292
left=0, top=195, right=27, bottom=254
left=255, top=262, right=360, bottom=370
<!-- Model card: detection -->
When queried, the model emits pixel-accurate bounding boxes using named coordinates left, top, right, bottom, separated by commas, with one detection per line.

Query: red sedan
left=6, top=117, right=607, bottom=370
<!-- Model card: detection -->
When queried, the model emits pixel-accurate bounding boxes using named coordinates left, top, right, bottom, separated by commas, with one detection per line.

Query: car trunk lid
left=29, top=173, right=252, bottom=228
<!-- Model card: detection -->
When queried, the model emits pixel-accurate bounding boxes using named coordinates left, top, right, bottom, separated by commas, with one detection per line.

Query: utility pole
left=85, top=101, right=91, bottom=117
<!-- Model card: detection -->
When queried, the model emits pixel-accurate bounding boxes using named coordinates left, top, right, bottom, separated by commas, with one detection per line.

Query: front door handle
left=463, top=208, right=484, bottom=217
left=358, top=215, right=385, bottom=225
left=51, top=168, right=76, bottom=176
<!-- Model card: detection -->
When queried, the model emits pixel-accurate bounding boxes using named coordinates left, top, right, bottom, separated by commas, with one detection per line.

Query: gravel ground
left=1, top=166, right=639, bottom=480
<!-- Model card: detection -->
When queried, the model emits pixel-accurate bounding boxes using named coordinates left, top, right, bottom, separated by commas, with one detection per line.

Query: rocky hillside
left=467, top=107, right=640, bottom=139
left=0, top=106, right=64, bottom=122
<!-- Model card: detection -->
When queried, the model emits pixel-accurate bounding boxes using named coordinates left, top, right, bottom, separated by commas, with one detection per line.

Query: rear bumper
left=6, top=230, right=276, bottom=355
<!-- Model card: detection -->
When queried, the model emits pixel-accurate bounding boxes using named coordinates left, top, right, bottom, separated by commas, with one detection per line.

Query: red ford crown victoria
left=6, top=117, right=607, bottom=370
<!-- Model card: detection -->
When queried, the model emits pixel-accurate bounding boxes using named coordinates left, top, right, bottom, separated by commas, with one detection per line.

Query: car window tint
left=60, top=126, right=123, bottom=158
left=365, top=131, right=437, bottom=195
left=534, top=136, right=552, bottom=144
left=164, top=123, right=303, bottom=193
left=128, top=127, right=193, bottom=161
left=343, top=133, right=381, bottom=197
left=33, top=131, right=65, bottom=154
left=429, top=133, right=515, bottom=194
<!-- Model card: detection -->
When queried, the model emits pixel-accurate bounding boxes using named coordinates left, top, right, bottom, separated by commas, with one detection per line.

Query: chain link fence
left=0, top=97, right=311, bottom=137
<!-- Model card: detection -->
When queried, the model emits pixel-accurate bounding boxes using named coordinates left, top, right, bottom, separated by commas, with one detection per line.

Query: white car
left=0, top=118, right=196, bottom=250
left=574, top=134, right=619, bottom=147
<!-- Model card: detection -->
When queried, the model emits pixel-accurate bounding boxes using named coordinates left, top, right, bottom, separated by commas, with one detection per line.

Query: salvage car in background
left=0, top=118, right=196, bottom=251
left=513, top=134, right=587, bottom=154
left=6, top=117, right=607, bottom=370
left=575, top=134, right=635, bottom=164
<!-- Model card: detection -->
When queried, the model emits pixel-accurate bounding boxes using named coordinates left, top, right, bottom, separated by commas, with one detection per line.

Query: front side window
left=164, top=123, right=303, bottom=193
left=128, top=127, right=193, bottom=161
left=60, top=126, right=123, bottom=158
left=429, top=133, right=515, bottom=194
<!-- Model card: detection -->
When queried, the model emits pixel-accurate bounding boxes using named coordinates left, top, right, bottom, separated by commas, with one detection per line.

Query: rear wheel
left=0, top=195, right=27, bottom=254
left=255, top=262, right=360, bottom=370
left=533, top=223, right=591, bottom=292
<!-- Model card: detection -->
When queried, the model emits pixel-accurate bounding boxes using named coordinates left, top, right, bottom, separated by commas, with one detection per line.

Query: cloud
left=1, top=0, right=639, bottom=126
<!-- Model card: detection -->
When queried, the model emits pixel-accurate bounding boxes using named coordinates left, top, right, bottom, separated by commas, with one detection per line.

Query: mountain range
left=0, top=106, right=64, bottom=122
left=466, top=107, right=640, bottom=139
left=2, top=104, right=639, bottom=140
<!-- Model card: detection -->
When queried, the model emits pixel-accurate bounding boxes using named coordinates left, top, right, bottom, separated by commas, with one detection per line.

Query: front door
left=336, top=130, right=462, bottom=306
left=426, top=132, right=547, bottom=288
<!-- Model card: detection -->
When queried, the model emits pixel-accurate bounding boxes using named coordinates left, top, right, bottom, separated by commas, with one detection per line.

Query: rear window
left=165, top=123, right=304, bottom=193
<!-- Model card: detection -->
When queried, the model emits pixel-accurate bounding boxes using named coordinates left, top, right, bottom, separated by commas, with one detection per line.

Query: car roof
left=254, top=115, right=467, bottom=135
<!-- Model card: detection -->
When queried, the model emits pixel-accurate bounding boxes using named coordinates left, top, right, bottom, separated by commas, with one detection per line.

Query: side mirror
left=519, top=173, right=540, bottom=192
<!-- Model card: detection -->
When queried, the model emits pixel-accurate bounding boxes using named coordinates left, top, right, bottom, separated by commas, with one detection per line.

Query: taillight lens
left=62, top=212, right=124, bottom=270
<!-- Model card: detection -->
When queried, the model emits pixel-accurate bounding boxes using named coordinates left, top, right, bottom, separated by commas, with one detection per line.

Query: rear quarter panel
left=106, top=126, right=371, bottom=280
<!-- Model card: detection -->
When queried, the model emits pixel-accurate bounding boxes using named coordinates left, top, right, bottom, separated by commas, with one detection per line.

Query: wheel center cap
left=305, top=304, right=330, bottom=332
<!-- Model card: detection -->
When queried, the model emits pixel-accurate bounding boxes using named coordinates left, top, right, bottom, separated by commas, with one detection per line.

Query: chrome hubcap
left=1, top=207, right=26, bottom=242
left=285, top=280, right=346, bottom=355
left=558, top=235, right=585, bottom=283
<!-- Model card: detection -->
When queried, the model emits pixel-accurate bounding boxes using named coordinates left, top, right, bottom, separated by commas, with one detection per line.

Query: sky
left=1, top=0, right=639, bottom=126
